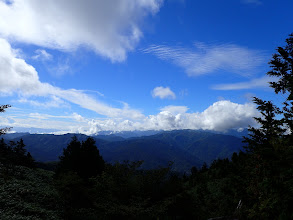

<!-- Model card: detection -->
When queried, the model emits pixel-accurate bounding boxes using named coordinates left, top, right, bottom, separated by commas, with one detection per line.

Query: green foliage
left=0, top=163, right=62, bottom=219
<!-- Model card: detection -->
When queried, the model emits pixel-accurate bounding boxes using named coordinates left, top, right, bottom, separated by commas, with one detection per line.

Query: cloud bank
left=2, top=100, right=259, bottom=135
left=143, top=43, right=265, bottom=76
left=0, top=0, right=163, bottom=62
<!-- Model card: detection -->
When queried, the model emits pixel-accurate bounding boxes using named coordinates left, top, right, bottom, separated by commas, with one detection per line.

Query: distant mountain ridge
left=3, top=129, right=246, bottom=172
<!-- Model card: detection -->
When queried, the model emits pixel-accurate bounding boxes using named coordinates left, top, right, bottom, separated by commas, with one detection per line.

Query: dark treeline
left=0, top=138, right=35, bottom=168
left=1, top=34, right=293, bottom=219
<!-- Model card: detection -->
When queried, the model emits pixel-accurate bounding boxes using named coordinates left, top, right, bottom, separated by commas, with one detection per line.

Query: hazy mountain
left=7, top=130, right=245, bottom=172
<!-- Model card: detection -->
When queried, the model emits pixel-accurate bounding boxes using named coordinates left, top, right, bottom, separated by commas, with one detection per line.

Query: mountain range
left=2, top=129, right=247, bottom=172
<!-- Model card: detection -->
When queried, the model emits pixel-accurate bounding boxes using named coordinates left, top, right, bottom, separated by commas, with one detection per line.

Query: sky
left=0, top=0, right=292, bottom=135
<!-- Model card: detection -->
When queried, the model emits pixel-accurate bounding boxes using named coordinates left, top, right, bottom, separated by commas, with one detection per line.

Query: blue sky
left=0, top=0, right=292, bottom=134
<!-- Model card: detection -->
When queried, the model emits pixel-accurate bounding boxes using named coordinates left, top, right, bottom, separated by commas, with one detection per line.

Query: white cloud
left=143, top=43, right=265, bottom=76
left=211, top=76, right=277, bottom=90
left=0, top=0, right=163, bottom=62
left=32, top=49, right=52, bottom=61
left=152, top=86, right=176, bottom=99
left=0, top=38, right=143, bottom=119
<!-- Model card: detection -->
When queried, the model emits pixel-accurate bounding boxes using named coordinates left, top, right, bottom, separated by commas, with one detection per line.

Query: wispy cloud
left=152, top=86, right=176, bottom=99
left=143, top=42, right=265, bottom=76
left=211, top=76, right=277, bottom=90
left=32, top=49, right=52, bottom=61
left=18, top=96, right=69, bottom=109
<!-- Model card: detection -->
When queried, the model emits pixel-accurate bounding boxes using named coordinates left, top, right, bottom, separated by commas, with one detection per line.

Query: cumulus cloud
left=187, top=100, right=259, bottom=131
left=211, top=76, right=278, bottom=90
left=143, top=43, right=265, bottom=76
left=0, top=38, right=143, bottom=119
left=130, top=100, right=259, bottom=132
left=85, top=100, right=259, bottom=133
left=0, top=0, right=163, bottom=62
left=152, top=86, right=176, bottom=99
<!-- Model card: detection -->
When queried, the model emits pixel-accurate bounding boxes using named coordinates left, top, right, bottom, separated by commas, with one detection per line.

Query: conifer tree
left=243, top=97, right=284, bottom=154
left=56, top=136, right=105, bottom=179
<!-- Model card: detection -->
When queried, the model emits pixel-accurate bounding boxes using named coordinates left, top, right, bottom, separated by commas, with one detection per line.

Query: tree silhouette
left=56, top=136, right=105, bottom=179
left=242, top=33, right=293, bottom=219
